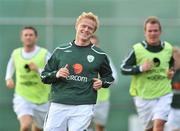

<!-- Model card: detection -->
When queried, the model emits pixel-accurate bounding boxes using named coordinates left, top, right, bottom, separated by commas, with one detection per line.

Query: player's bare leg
left=95, top=123, right=104, bottom=131
left=153, top=119, right=165, bottom=131
left=145, top=128, right=153, bottom=131
left=31, top=123, right=42, bottom=131
left=19, top=115, right=32, bottom=131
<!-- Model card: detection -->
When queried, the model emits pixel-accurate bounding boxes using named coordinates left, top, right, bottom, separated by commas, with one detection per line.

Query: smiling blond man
left=41, top=12, right=114, bottom=131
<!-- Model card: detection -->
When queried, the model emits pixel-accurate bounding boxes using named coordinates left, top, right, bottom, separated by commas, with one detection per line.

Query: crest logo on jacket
left=87, top=55, right=94, bottom=63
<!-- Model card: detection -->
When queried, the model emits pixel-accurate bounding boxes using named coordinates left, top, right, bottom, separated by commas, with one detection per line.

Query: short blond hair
left=76, top=12, right=99, bottom=32
left=144, top=16, right=162, bottom=31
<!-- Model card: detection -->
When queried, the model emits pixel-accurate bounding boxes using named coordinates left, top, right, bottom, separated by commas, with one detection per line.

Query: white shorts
left=93, top=101, right=110, bottom=126
left=13, top=93, right=49, bottom=129
left=133, top=93, right=173, bottom=130
left=167, top=108, right=180, bottom=130
left=44, top=102, right=94, bottom=131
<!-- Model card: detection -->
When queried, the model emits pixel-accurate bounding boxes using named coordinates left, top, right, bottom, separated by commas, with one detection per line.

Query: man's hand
left=167, top=68, right=174, bottom=79
left=28, top=62, right=38, bottom=72
left=141, top=59, right=153, bottom=72
left=93, top=78, right=102, bottom=90
left=6, top=79, right=15, bottom=89
left=56, top=64, right=69, bottom=78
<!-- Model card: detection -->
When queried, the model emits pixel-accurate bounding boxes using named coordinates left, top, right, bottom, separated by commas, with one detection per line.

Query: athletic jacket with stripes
left=41, top=41, right=114, bottom=105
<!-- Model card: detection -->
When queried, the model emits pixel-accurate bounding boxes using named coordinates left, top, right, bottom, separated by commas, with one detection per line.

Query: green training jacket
left=41, top=41, right=114, bottom=105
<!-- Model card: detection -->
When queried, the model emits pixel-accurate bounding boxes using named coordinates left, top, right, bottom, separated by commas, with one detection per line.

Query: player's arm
left=28, top=51, right=51, bottom=74
left=121, top=49, right=142, bottom=75
left=41, top=49, right=60, bottom=84
left=169, top=56, right=174, bottom=68
left=167, top=56, right=175, bottom=79
left=38, top=51, right=51, bottom=74
left=109, top=57, right=118, bottom=85
left=5, top=56, right=15, bottom=89
left=98, top=55, right=114, bottom=88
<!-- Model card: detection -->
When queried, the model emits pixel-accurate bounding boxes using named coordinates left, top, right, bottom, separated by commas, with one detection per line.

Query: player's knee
left=20, top=124, right=31, bottom=131
left=20, top=120, right=32, bottom=131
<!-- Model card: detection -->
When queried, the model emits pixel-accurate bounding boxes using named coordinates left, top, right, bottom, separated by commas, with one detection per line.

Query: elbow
left=41, top=78, right=48, bottom=84
left=120, top=66, right=132, bottom=75
left=102, top=79, right=114, bottom=88
left=120, top=66, right=125, bottom=74
left=41, top=77, right=51, bottom=84
left=120, top=68, right=126, bottom=75
left=42, top=80, right=52, bottom=84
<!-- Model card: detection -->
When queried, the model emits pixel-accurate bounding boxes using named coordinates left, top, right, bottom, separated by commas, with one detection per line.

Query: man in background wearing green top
left=121, top=16, right=174, bottom=131
left=89, top=35, right=118, bottom=131
left=5, top=26, right=51, bottom=131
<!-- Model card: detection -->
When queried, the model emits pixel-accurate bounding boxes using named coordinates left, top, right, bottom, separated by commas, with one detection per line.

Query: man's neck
left=74, top=39, right=90, bottom=46
left=23, top=46, right=36, bottom=52
left=146, top=40, right=161, bottom=46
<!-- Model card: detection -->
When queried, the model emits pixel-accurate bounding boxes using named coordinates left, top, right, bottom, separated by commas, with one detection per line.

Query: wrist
left=56, top=71, right=60, bottom=78
left=139, top=65, right=143, bottom=72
